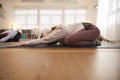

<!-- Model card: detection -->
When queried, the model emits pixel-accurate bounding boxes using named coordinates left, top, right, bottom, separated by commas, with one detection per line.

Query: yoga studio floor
left=0, top=48, right=120, bottom=80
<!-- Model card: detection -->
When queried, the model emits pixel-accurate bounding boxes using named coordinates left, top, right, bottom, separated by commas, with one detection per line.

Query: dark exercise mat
left=0, top=42, right=120, bottom=49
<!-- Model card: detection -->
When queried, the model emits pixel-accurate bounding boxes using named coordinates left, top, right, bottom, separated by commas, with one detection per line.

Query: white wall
left=87, top=0, right=98, bottom=24
left=0, top=1, right=5, bottom=28
left=0, top=1, right=14, bottom=29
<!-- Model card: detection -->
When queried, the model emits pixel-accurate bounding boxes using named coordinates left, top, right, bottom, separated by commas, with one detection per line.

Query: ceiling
left=1, top=0, right=91, bottom=7
left=2, top=0, right=89, bottom=3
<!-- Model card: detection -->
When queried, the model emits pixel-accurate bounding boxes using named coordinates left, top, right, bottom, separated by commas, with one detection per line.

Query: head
left=45, top=26, right=62, bottom=36
left=40, top=29, right=50, bottom=38
left=40, top=26, right=62, bottom=38
left=0, top=29, right=7, bottom=39
left=0, top=33, right=8, bottom=39
left=12, top=31, right=22, bottom=41
left=51, top=26, right=63, bottom=31
left=51, top=26, right=58, bottom=31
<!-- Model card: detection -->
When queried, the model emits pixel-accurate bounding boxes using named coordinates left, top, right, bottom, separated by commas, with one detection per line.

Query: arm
left=25, top=28, right=67, bottom=46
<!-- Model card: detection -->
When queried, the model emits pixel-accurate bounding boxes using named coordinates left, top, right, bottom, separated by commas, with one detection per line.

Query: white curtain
left=97, top=0, right=120, bottom=40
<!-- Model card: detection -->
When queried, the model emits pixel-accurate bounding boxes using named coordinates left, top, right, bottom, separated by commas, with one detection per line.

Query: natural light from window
left=14, top=9, right=87, bottom=31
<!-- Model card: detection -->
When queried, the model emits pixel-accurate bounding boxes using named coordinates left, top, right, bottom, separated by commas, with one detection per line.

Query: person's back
left=62, top=23, right=85, bottom=35
left=0, top=30, right=21, bottom=42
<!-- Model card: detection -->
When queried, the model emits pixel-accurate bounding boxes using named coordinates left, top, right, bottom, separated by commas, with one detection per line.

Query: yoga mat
left=0, top=42, right=120, bottom=49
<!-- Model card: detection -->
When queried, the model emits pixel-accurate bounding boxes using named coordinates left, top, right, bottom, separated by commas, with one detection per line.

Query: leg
left=64, top=26, right=100, bottom=46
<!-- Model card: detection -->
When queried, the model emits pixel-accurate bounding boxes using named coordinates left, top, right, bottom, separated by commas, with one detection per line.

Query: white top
left=0, top=30, right=18, bottom=42
left=25, top=23, right=85, bottom=46
left=63, top=23, right=85, bottom=35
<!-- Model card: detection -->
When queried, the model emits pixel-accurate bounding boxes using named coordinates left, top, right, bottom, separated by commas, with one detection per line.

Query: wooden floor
left=0, top=48, right=120, bottom=80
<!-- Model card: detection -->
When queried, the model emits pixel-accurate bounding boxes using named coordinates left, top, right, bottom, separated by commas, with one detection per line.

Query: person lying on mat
left=39, top=26, right=113, bottom=45
left=0, top=29, right=22, bottom=43
left=7, top=22, right=111, bottom=47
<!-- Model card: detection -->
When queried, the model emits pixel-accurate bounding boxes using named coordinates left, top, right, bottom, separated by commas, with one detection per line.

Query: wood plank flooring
left=0, top=48, right=120, bottom=80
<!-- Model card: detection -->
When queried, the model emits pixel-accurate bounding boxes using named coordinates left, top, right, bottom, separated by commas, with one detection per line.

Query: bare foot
left=110, top=40, right=120, bottom=43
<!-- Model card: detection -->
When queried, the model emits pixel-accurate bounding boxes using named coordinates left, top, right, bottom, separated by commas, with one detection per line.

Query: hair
left=51, top=26, right=58, bottom=31
left=0, top=29, right=6, bottom=33
left=0, top=29, right=7, bottom=39
left=12, top=31, right=22, bottom=41
left=0, top=33, right=8, bottom=39
left=40, top=26, right=59, bottom=38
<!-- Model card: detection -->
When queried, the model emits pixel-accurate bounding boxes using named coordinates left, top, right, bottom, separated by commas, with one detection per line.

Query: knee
left=91, top=26, right=100, bottom=38
left=94, top=27, right=100, bottom=38
left=64, top=36, right=73, bottom=46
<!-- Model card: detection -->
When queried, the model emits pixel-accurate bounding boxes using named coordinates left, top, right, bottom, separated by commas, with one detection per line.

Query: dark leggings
left=64, top=23, right=100, bottom=46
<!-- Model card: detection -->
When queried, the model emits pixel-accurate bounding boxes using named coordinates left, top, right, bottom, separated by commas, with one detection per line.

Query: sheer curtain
left=97, top=0, right=120, bottom=40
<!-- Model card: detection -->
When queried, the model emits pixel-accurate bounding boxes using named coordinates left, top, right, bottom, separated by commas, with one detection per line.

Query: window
left=14, top=9, right=37, bottom=29
left=40, top=10, right=62, bottom=31
left=14, top=9, right=87, bottom=31
left=64, top=10, right=87, bottom=25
